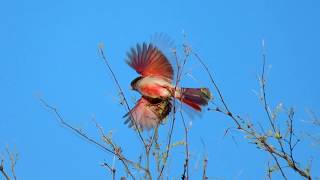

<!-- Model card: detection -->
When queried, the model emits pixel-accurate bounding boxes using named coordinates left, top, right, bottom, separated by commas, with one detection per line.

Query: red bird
left=124, top=43, right=212, bottom=130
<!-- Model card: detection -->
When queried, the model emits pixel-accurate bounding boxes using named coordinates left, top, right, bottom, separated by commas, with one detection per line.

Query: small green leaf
left=274, top=132, right=282, bottom=139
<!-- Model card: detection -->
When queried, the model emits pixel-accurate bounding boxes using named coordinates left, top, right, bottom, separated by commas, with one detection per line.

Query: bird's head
left=130, top=76, right=143, bottom=90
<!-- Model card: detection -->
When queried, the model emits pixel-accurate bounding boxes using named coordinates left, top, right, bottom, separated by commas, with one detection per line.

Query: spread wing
left=126, top=43, right=174, bottom=81
left=123, top=96, right=171, bottom=130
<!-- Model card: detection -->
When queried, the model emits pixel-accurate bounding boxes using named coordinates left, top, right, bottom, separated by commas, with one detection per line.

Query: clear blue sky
left=1, top=0, right=319, bottom=179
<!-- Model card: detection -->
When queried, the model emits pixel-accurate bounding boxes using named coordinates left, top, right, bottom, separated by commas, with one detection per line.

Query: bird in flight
left=124, top=42, right=212, bottom=130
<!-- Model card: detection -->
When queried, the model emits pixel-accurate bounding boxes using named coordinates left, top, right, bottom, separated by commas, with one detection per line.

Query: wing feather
left=127, top=43, right=174, bottom=81
left=123, top=96, right=171, bottom=130
left=123, top=97, right=159, bottom=130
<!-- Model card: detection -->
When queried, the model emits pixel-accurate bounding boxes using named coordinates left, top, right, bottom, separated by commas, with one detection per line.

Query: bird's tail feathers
left=175, top=88, right=212, bottom=111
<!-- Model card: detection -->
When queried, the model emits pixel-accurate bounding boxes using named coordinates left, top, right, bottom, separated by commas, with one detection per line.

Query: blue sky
left=1, top=0, right=320, bottom=179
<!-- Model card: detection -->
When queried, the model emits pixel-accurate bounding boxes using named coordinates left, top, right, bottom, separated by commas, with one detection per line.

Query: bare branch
left=192, top=44, right=313, bottom=180
left=193, top=52, right=241, bottom=128
left=202, top=156, right=208, bottom=180
left=0, top=147, right=18, bottom=180
left=98, top=45, right=147, bottom=148
left=102, top=162, right=116, bottom=180
left=40, top=98, right=141, bottom=179
left=180, top=112, right=189, bottom=180
left=6, top=148, right=18, bottom=180
left=0, top=159, right=11, bottom=180
left=40, top=98, right=115, bottom=155
left=158, top=41, right=190, bottom=179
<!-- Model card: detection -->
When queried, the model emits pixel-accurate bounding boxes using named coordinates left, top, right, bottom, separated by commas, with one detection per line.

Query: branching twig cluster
left=40, top=97, right=154, bottom=179
left=0, top=147, right=18, bottom=180
left=305, top=110, right=320, bottom=147
left=193, top=43, right=312, bottom=179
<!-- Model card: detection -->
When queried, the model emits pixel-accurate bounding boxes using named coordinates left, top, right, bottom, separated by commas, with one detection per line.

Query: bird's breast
left=137, top=76, right=172, bottom=98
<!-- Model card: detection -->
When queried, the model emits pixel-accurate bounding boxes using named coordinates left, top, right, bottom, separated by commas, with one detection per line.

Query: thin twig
left=267, top=161, right=272, bottom=180
left=40, top=98, right=115, bottom=155
left=40, top=98, right=138, bottom=179
left=102, top=162, right=116, bottom=180
left=260, top=49, right=286, bottom=155
left=270, top=153, right=287, bottom=180
left=260, top=48, right=287, bottom=180
left=0, top=159, right=11, bottom=180
left=93, top=117, right=151, bottom=179
left=193, top=52, right=241, bottom=128
left=202, top=156, right=208, bottom=180
left=158, top=44, right=190, bottom=179
left=180, top=111, right=189, bottom=180
left=98, top=46, right=147, bottom=148
left=6, top=148, right=17, bottom=180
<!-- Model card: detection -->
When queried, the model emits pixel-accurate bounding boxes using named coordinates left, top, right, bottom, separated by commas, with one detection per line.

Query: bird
left=124, top=42, right=212, bottom=130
